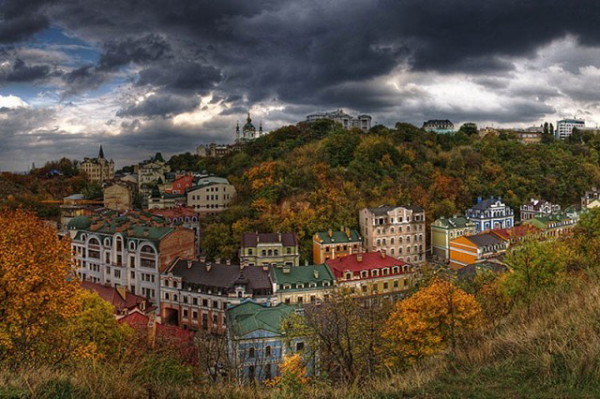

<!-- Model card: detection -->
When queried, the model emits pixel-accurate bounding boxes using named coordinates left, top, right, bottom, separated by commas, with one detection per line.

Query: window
left=265, top=346, right=271, bottom=357
left=248, top=347, right=255, bottom=358
left=296, top=342, right=304, bottom=351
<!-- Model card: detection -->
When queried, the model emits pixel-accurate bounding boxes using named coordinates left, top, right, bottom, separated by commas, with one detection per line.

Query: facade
left=422, top=119, right=455, bottom=133
left=80, top=281, right=152, bottom=316
left=430, top=216, right=476, bottom=261
left=170, top=175, right=194, bottom=194
left=160, top=259, right=273, bottom=333
left=512, top=131, right=542, bottom=144
left=68, top=210, right=196, bottom=303
left=80, top=146, right=115, bottom=183
left=449, top=233, right=508, bottom=269
left=136, top=159, right=170, bottom=195
left=523, top=215, right=576, bottom=239
left=465, top=196, right=514, bottom=233
left=197, top=143, right=238, bottom=158
left=227, top=302, right=303, bottom=383
left=326, top=252, right=416, bottom=301
left=240, top=232, right=300, bottom=267
left=236, top=113, right=265, bottom=143
left=59, top=194, right=100, bottom=232
left=520, top=198, right=561, bottom=221
left=186, top=177, right=236, bottom=216
left=306, top=109, right=372, bottom=132
left=271, top=264, right=336, bottom=306
left=359, top=205, right=426, bottom=264
left=312, top=227, right=362, bottom=264
left=555, top=119, right=585, bottom=140
left=103, top=181, right=135, bottom=212
left=148, top=207, right=201, bottom=256
left=582, top=188, right=600, bottom=208
left=147, top=192, right=185, bottom=210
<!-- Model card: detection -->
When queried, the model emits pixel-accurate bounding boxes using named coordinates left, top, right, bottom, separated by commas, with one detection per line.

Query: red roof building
left=325, top=252, right=416, bottom=300
left=491, top=225, right=541, bottom=245
left=81, top=281, right=153, bottom=316
left=170, top=175, right=194, bottom=195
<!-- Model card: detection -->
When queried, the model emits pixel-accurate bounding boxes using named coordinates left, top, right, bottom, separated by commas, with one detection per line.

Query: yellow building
left=430, top=216, right=475, bottom=261
left=80, top=146, right=114, bottom=183
left=312, top=227, right=362, bottom=264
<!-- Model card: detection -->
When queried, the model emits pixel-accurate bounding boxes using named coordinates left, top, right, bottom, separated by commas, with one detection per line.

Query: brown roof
left=81, top=281, right=150, bottom=313
left=241, top=232, right=298, bottom=247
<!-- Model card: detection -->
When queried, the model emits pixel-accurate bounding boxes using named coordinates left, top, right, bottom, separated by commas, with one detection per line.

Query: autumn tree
left=267, top=353, right=309, bottom=395
left=382, top=280, right=483, bottom=367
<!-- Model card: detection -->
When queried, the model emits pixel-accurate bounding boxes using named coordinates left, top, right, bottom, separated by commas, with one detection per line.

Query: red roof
left=492, top=225, right=540, bottom=240
left=149, top=207, right=198, bottom=220
left=81, top=281, right=149, bottom=314
left=118, top=311, right=195, bottom=343
left=326, top=252, right=409, bottom=279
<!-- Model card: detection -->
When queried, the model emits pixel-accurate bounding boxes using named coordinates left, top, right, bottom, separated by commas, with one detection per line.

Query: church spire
left=98, top=145, right=105, bottom=159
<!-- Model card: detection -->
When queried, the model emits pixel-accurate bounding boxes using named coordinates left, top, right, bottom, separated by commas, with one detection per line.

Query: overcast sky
left=2, top=0, right=600, bottom=171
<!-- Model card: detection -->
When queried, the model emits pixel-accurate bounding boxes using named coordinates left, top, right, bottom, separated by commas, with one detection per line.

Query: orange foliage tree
left=266, top=353, right=308, bottom=394
left=381, top=279, right=483, bottom=367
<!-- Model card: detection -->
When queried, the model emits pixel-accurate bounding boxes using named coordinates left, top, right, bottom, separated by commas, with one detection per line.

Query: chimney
left=187, top=260, right=193, bottom=269
left=345, top=227, right=351, bottom=239
left=380, top=249, right=387, bottom=259
left=313, top=269, right=319, bottom=279
left=283, top=265, right=291, bottom=274
left=241, top=259, right=249, bottom=269
left=278, top=232, right=282, bottom=242
left=215, top=257, right=221, bottom=264
left=199, top=255, right=206, bottom=263
left=328, top=229, right=333, bottom=238
left=262, top=264, right=269, bottom=272
left=147, top=312, right=156, bottom=349
left=206, top=263, right=212, bottom=272
left=357, top=253, right=363, bottom=262
left=256, top=231, right=260, bottom=243
left=226, top=259, right=231, bottom=265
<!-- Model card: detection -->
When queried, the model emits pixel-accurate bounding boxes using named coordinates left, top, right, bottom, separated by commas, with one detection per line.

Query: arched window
left=88, top=237, right=100, bottom=246
left=140, top=245, right=155, bottom=254
left=261, top=250, right=266, bottom=256
left=268, top=249, right=272, bottom=256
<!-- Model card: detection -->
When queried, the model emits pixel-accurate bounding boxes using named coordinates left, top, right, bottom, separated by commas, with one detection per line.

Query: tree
left=382, top=280, right=483, bottom=367
left=267, top=353, right=309, bottom=394
left=458, top=123, right=478, bottom=136
left=0, top=209, right=81, bottom=364
left=200, top=223, right=237, bottom=261
left=543, top=122, right=549, bottom=135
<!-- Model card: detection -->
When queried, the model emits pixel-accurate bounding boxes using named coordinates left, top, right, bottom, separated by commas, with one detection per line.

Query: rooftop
left=241, top=232, right=298, bottom=248
left=81, top=281, right=150, bottom=313
left=314, top=228, right=361, bottom=244
left=271, top=264, right=335, bottom=289
left=227, top=301, right=294, bottom=337
left=326, top=252, right=409, bottom=279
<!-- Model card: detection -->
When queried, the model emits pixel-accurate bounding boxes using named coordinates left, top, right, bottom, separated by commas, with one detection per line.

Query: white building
left=306, top=109, right=372, bottom=132
left=236, top=113, right=266, bottom=143
left=555, top=119, right=585, bottom=140
left=466, top=196, right=514, bottom=233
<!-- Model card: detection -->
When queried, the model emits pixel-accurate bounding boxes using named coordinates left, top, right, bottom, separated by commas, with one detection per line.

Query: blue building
left=466, top=196, right=514, bottom=233
left=226, top=301, right=306, bottom=383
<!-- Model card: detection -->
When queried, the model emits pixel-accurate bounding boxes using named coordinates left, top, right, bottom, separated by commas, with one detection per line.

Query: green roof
left=271, top=264, right=335, bottom=291
left=227, top=301, right=293, bottom=337
left=69, top=216, right=92, bottom=230
left=525, top=214, right=574, bottom=229
left=433, top=216, right=472, bottom=229
left=314, top=229, right=361, bottom=244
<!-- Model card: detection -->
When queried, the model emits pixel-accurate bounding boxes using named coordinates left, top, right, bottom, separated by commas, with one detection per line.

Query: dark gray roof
left=166, top=259, right=272, bottom=294
left=470, top=197, right=497, bottom=211
left=241, top=232, right=298, bottom=247
left=466, top=233, right=505, bottom=247
left=368, top=205, right=424, bottom=216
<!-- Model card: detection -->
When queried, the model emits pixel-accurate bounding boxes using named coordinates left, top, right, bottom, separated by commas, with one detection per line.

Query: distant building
left=466, top=196, right=514, bottom=233
left=582, top=188, right=600, bottom=209
left=306, top=109, right=372, bottom=132
left=520, top=198, right=561, bottom=221
left=136, top=158, right=170, bottom=196
left=160, top=259, right=273, bottom=333
left=169, top=174, right=194, bottom=195
left=148, top=207, right=201, bottom=256
left=59, top=193, right=100, bottom=232
left=271, top=263, right=336, bottom=306
left=227, top=301, right=302, bottom=383
left=103, top=181, right=136, bottom=212
left=312, top=227, right=362, bottom=264
left=80, top=146, right=114, bottom=183
left=430, top=216, right=476, bottom=261
left=449, top=232, right=508, bottom=269
left=359, top=205, right=426, bottom=264
left=185, top=176, right=236, bottom=216
left=240, top=232, right=300, bottom=268
left=555, top=119, right=585, bottom=140
left=236, top=113, right=266, bottom=143
left=196, top=143, right=238, bottom=158
left=80, top=281, right=153, bottom=316
left=326, top=252, right=416, bottom=301
left=68, top=209, right=196, bottom=303
left=523, top=215, right=576, bottom=239
left=512, top=130, right=542, bottom=144
left=422, top=120, right=455, bottom=133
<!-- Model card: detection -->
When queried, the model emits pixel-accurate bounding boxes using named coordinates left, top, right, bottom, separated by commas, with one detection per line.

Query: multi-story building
left=312, top=227, right=362, bottom=264
left=555, top=119, right=585, bottom=140
left=465, top=196, right=514, bottom=233
left=227, top=301, right=303, bottom=383
left=80, top=281, right=153, bottom=317
left=236, top=113, right=266, bottom=143
left=103, top=181, right=136, bottom=212
left=80, top=146, right=115, bottom=183
left=240, top=232, right=300, bottom=267
left=271, top=263, right=336, bottom=306
left=147, top=192, right=186, bottom=210
left=512, top=131, right=542, bottom=144
left=186, top=177, right=236, bottom=216
left=523, top=215, right=576, bottom=239
left=169, top=174, right=194, bottom=195
left=68, top=210, right=196, bottom=303
left=449, top=233, right=508, bottom=269
left=582, top=188, right=600, bottom=209
left=136, top=158, right=170, bottom=195
left=520, top=198, right=561, bottom=221
left=430, top=216, right=476, bottom=261
left=160, top=259, right=273, bottom=333
left=326, top=252, right=416, bottom=301
left=359, top=205, right=426, bottom=264
left=59, top=193, right=100, bottom=232
left=196, top=143, right=238, bottom=158
left=306, top=109, right=372, bottom=132
left=422, top=119, right=455, bottom=133
left=148, top=207, right=201, bottom=256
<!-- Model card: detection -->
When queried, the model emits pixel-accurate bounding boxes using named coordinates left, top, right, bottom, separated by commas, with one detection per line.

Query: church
left=236, top=113, right=266, bottom=143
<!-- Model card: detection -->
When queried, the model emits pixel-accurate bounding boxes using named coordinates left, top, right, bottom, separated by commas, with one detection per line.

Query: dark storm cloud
left=116, top=93, right=200, bottom=117
left=98, top=34, right=171, bottom=70
left=61, top=64, right=108, bottom=96
left=136, top=61, right=222, bottom=92
left=0, top=0, right=52, bottom=44
left=1, top=58, right=55, bottom=83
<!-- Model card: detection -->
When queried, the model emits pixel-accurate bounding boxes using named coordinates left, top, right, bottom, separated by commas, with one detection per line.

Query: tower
left=98, top=145, right=105, bottom=159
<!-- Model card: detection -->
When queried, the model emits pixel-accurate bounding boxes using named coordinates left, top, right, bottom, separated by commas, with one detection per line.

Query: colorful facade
left=466, top=196, right=514, bottom=233
left=312, top=228, right=362, bottom=264
left=449, top=233, right=508, bottom=269
left=271, top=264, right=336, bottom=305
left=430, top=216, right=475, bottom=261
left=240, top=232, right=300, bottom=267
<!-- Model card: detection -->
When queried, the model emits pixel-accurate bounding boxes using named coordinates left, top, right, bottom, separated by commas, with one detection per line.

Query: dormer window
left=345, top=272, right=352, bottom=280
left=372, top=269, right=379, bottom=277
left=361, top=271, right=368, bottom=278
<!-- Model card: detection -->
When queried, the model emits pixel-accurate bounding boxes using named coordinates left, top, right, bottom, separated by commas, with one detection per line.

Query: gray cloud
left=116, top=93, right=200, bottom=117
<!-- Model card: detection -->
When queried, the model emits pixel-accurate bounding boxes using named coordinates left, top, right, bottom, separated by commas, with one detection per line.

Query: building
left=147, top=191, right=186, bottom=210
left=465, top=196, right=514, bottom=233
left=312, top=227, right=362, bottom=264
left=326, top=252, right=416, bottom=301
left=523, top=215, right=576, bottom=239
left=160, top=259, right=273, bottom=333
left=555, top=119, right=585, bottom=140
left=169, top=174, right=194, bottom=195
left=430, top=216, right=476, bottom=261
left=59, top=193, right=101, bottom=232
left=271, top=263, right=336, bottom=306
left=148, top=207, right=201, bottom=256
left=359, top=205, right=426, bottom=264
left=519, top=198, right=561, bottom=221
left=186, top=177, right=236, bottom=216
left=80, top=146, right=115, bottom=183
left=582, top=188, right=600, bottom=209
left=80, top=281, right=153, bottom=316
left=240, top=232, right=300, bottom=267
left=136, top=158, right=170, bottom=195
left=197, top=143, right=238, bottom=158
left=68, top=209, right=196, bottom=303
left=422, top=120, right=455, bottom=133
left=512, top=131, right=542, bottom=144
left=227, top=301, right=302, bottom=383
left=306, top=109, right=372, bottom=132
left=490, top=225, right=542, bottom=246
left=449, top=233, right=509, bottom=269
left=236, top=113, right=266, bottom=143
left=103, top=181, right=136, bottom=212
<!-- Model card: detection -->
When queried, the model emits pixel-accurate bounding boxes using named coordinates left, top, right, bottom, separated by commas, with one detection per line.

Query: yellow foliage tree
left=382, top=279, right=483, bottom=367
left=0, top=208, right=81, bottom=363
left=266, top=353, right=308, bottom=393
